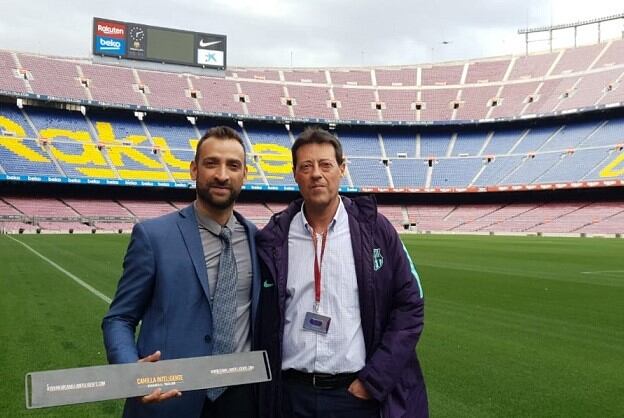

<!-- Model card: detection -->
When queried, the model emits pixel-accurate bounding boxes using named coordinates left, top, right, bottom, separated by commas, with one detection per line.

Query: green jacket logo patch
left=373, top=248, right=383, bottom=271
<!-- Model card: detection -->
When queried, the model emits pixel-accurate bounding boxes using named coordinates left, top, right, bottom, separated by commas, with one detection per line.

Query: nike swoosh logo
left=263, top=280, right=274, bottom=288
left=199, top=40, right=221, bottom=47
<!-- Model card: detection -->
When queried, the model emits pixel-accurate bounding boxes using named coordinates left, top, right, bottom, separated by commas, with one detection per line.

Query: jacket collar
left=176, top=204, right=211, bottom=302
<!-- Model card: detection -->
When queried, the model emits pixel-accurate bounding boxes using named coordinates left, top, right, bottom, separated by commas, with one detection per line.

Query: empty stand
left=138, top=70, right=197, bottom=110
left=118, top=200, right=176, bottom=219
left=420, top=132, right=451, bottom=158
left=378, top=90, right=417, bottom=121
left=81, top=64, right=145, bottom=106
left=347, top=158, right=389, bottom=187
left=430, top=158, right=483, bottom=187
left=451, top=131, right=488, bottom=156
left=421, top=65, right=463, bottom=86
left=333, top=88, right=378, bottom=120
left=465, top=59, right=510, bottom=84
left=375, top=69, right=417, bottom=86
left=232, top=69, right=280, bottom=81
left=4, top=196, right=79, bottom=217
left=192, top=77, right=245, bottom=114
left=489, top=82, right=540, bottom=118
left=282, top=70, right=326, bottom=84
left=389, top=159, right=427, bottom=188
left=419, top=89, right=457, bottom=121
left=383, top=132, right=417, bottom=158
left=481, top=129, right=525, bottom=156
left=287, top=85, right=334, bottom=120
left=62, top=198, right=132, bottom=217
left=473, top=155, right=524, bottom=186
left=508, top=52, right=558, bottom=80
left=455, top=85, right=499, bottom=121
left=558, top=69, right=624, bottom=111
left=18, top=54, right=87, bottom=100
left=539, top=120, right=602, bottom=152
left=551, top=43, right=604, bottom=75
left=0, top=51, right=29, bottom=94
left=240, top=82, right=290, bottom=118
left=329, top=70, right=372, bottom=86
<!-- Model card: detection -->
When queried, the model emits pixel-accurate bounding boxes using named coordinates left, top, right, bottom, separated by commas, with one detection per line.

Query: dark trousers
left=201, top=385, right=257, bottom=418
left=282, top=379, right=380, bottom=418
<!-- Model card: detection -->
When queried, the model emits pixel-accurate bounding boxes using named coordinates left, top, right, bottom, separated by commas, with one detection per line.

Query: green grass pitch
left=1, top=233, right=623, bottom=417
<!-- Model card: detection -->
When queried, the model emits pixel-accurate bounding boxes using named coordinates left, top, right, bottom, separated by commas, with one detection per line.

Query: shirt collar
left=300, top=196, right=344, bottom=234
left=194, top=200, right=236, bottom=235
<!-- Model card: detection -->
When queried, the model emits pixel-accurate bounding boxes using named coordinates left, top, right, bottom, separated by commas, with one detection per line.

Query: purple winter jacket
left=255, top=196, right=428, bottom=418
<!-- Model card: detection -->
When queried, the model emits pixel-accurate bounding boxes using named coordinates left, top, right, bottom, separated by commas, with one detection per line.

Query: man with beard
left=102, top=126, right=261, bottom=418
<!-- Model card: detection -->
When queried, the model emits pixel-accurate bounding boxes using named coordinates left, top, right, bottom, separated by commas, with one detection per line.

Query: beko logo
left=99, top=38, right=122, bottom=50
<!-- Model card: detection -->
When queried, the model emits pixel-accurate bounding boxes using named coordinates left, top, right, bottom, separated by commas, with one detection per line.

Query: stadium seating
left=389, top=159, right=428, bottom=188
left=61, top=198, right=133, bottom=217
left=4, top=196, right=79, bottom=217
left=81, top=63, right=146, bottom=106
left=1, top=39, right=624, bottom=236
left=137, top=70, right=198, bottom=110
left=18, top=54, right=88, bottom=101
left=1, top=194, right=620, bottom=235
left=282, top=69, right=326, bottom=84
left=1, top=102, right=623, bottom=188
left=375, top=69, right=417, bottom=86
left=118, top=200, right=177, bottom=219
left=0, top=51, right=29, bottom=94
left=0, top=39, right=620, bottom=124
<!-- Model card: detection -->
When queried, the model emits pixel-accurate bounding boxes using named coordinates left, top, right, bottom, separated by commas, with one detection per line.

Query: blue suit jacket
left=102, top=204, right=261, bottom=418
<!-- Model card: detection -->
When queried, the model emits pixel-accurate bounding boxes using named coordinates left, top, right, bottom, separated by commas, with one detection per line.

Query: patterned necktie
left=206, top=226, right=238, bottom=401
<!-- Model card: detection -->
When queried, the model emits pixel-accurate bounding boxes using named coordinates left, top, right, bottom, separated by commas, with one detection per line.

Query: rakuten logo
left=96, top=21, right=125, bottom=38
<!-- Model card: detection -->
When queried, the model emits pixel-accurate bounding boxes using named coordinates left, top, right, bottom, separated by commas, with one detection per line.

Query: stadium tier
left=1, top=197, right=622, bottom=235
left=1, top=38, right=624, bottom=235
left=1, top=102, right=622, bottom=190
left=0, top=38, right=623, bottom=123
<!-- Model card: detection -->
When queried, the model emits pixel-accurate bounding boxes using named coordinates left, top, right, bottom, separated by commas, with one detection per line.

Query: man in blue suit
left=102, top=126, right=261, bottom=418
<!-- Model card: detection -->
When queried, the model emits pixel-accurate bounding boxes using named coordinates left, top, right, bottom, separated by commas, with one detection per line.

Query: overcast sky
left=1, top=0, right=623, bottom=68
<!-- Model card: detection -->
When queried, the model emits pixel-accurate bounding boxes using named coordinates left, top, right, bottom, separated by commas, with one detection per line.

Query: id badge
left=302, top=311, right=331, bottom=334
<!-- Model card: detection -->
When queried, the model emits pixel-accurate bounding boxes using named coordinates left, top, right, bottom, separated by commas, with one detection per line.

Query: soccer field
left=1, top=234, right=623, bottom=417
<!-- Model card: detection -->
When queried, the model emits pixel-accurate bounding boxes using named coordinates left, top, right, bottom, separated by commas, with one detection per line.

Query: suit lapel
left=177, top=204, right=211, bottom=302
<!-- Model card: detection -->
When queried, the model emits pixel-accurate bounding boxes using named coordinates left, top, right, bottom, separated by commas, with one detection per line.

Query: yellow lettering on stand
left=0, top=116, right=49, bottom=162
left=253, top=143, right=292, bottom=177
left=78, top=168, right=171, bottom=181
left=151, top=137, right=192, bottom=170
left=75, top=168, right=117, bottom=178
left=40, top=128, right=108, bottom=166
left=599, top=152, right=624, bottom=178
left=95, top=122, right=162, bottom=169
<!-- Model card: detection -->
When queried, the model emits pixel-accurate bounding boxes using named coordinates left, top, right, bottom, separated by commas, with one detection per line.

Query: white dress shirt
left=282, top=198, right=366, bottom=373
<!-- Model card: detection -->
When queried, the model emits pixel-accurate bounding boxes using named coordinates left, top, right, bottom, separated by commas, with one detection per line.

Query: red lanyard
left=310, top=228, right=328, bottom=312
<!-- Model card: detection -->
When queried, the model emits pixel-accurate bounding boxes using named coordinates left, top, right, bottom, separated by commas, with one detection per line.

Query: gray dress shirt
left=195, top=203, right=252, bottom=353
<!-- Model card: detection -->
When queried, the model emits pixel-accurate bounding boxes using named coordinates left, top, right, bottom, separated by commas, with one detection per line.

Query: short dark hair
left=194, top=126, right=246, bottom=163
left=291, top=127, right=344, bottom=167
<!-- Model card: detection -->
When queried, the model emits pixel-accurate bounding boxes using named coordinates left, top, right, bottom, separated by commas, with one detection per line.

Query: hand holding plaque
left=138, top=350, right=182, bottom=404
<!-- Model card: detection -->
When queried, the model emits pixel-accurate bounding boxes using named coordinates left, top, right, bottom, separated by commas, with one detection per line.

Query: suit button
left=204, top=335, right=212, bottom=343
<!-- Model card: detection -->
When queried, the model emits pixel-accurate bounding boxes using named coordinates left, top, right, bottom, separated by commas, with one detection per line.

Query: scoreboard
left=93, top=17, right=226, bottom=69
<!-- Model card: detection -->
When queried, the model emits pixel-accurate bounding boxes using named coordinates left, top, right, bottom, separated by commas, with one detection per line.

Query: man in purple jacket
left=256, top=127, right=428, bottom=418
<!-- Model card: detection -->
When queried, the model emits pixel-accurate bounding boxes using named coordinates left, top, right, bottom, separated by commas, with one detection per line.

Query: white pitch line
left=580, top=270, right=624, bottom=275
left=6, top=235, right=112, bottom=304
